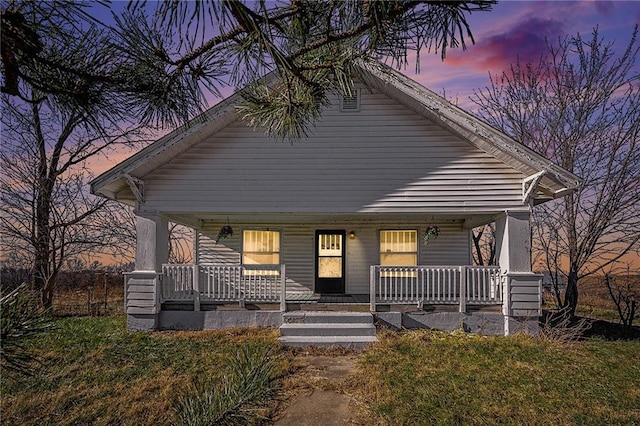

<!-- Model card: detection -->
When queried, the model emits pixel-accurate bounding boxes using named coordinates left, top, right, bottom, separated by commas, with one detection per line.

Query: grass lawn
left=354, top=330, right=640, bottom=425
left=2, top=316, right=639, bottom=425
left=1, top=315, right=285, bottom=425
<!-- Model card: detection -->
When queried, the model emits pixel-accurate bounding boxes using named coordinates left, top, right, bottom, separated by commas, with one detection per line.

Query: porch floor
left=286, top=293, right=369, bottom=304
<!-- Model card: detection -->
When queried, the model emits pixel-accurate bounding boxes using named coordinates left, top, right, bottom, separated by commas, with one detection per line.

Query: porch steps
left=279, top=312, right=378, bottom=349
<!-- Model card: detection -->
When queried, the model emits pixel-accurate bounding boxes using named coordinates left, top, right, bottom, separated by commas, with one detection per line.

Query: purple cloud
left=595, top=1, right=614, bottom=16
left=445, top=17, right=566, bottom=72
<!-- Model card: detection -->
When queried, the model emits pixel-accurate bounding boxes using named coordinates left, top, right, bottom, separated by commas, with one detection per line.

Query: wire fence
left=52, top=272, right=124, bottom=317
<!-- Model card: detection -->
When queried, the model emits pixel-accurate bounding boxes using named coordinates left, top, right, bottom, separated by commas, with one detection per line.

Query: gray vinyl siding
left=197, top=221, right=470, bottom=295
left=142, top=87, right=525, bottom=214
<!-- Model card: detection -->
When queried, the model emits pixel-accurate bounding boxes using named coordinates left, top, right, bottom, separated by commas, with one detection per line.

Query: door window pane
left=318, top=233, right=343, bottom=278
left=319, top=257, right=342, bottom=278
left=318, top=233, right=342, bottom=255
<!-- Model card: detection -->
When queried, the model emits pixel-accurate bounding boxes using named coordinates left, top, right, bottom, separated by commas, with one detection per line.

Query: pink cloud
left=443, top=17, right=565, bottom=73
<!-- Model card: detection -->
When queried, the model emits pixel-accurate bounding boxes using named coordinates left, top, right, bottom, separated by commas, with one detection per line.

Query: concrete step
left=279, top=311, right=378, bottom=348
left=279, top=322, right=376, bottom=337
left=283, top=311, right=374, bottom=324
left=279, top=335, right=378, bottom=349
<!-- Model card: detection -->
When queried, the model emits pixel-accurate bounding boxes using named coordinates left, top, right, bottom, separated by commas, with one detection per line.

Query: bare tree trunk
left=564, top=193, right=579, bottom=316
left=564, top=269, right=579, bottom=316
left=472, top=227, right=485, bottom=266
left=33, top=99, right=57, bottom=309
left=472, top=224, right=496, bottom=266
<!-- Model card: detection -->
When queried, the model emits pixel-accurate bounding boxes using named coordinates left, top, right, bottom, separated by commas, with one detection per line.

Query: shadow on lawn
left=542, top=309, right=640, bottom=341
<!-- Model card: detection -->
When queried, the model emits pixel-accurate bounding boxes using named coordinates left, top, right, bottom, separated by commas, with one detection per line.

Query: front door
left=315, top=230, right=346, bottom=294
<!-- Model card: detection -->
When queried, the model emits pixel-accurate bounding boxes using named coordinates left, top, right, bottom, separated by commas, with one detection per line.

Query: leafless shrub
left=539, top=307, right=592, bottom=343
left=604, top=273, right=638, bottom=333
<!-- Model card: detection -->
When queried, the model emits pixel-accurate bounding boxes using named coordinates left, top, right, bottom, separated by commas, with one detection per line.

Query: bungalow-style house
left=91, top=59, right=579, bottom=346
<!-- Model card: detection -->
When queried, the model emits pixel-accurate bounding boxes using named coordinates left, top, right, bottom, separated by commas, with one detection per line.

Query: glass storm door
left=315, top=230, right=346, bottom=294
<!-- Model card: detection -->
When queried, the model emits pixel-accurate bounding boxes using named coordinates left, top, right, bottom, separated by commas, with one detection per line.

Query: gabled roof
left=90, top=59, right=579, bottom=204
left=354, top=60, right=579, bottom=201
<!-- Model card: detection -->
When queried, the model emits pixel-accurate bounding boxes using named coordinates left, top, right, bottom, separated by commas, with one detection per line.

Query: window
left=380, top=230, right=417, bottom=266
left=243, top=230, right=280, bottom=275
left=340, top=89, right=360, bottom=112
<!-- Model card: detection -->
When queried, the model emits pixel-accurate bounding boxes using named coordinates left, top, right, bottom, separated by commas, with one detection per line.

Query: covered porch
left=122, top=210, right=543, bottom=335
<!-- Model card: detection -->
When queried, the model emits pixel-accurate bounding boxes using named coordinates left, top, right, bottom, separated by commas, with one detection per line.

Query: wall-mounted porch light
left=349, top=231, right=356, bottom=240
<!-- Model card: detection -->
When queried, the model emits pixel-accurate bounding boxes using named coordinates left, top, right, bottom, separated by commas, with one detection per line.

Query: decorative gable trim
left=90, top=60, right=580, bottom=205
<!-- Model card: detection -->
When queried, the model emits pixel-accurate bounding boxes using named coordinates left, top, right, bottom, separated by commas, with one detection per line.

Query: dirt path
left=273, top=355, right=361, bottom=425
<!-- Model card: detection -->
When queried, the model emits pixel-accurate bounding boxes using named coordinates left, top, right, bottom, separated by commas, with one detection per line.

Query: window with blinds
left=243, top=230, right=280, bottom=274
left=243, top=230, right=280, bottom=264
left=380, top=230, right=418, bottom=266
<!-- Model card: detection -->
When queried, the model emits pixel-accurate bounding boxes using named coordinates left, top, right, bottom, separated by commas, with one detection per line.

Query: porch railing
left=161, top=264, right=286, bottom=311
left=160, top=264, right=501, bottom=313
left=370, top=265, right=502, bottom=312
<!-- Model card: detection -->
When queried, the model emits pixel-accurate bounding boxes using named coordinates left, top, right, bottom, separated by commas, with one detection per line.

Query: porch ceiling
left=162, top=211, right=508, bottom=229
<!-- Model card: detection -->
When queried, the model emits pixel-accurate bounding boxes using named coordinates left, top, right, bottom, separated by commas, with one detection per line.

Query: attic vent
left=340, top=89, right=360, bottom=112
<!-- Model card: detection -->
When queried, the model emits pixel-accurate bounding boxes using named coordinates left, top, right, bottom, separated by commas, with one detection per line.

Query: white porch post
left=135, top=212, right=169, bottom=272
left=124, top=211, right=168, bottom=331
left=496, top=210, right=542, bottom=335
left=193, top=228, right=201, bottom=311
left=496, top=210, right=532, bottom=274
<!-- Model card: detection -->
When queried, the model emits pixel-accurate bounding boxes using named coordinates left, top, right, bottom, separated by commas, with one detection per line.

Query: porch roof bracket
left=553, top=187, right=573, bottom=198
left=123, top=173, right=144, bottom=204
left=522, top=170, right=546, bottom=204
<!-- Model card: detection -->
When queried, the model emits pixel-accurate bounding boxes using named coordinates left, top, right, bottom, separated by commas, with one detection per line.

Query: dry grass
left=4, top=282, right=639, bottom=425
left=352, top=329, right=640, bottom=425
left=3, top=315, right=640, bottom=425
left=1, top=316, right=286, bottom=425
left=543, top=277, right=638, bottom=323
left=52, top=283, right=124, bottom=317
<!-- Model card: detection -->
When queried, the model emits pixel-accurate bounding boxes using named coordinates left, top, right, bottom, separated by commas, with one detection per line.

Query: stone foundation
left=375, top=311, right=539, bottom=335
left=157, top=310, right=283, bottom=330
left=128, top=308, right=539, bottom=336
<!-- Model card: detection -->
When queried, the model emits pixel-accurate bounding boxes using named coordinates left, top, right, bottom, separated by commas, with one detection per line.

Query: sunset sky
left=92, top=0, right=640, bottom=140
left=404, top=0, right=640, bottom=109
